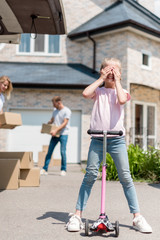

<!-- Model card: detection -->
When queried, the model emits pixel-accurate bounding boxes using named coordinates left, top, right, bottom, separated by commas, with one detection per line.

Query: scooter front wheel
left=85, top=219, right=89, bottom=236
left=115, top=220, right=119, bottom=237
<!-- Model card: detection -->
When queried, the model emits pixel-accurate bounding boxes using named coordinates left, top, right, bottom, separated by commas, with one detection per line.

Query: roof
left=68, top=0, right=160, bottom=40
left=0, top=0, right=66, bottom=44
left=0, top=62, right=99, bottom=89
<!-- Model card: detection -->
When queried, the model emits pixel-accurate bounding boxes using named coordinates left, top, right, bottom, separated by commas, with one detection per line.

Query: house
left=0, top=0, right=160, bottom=164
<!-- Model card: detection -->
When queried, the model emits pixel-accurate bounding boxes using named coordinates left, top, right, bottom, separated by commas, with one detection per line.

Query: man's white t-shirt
left=52, top=106, right=71, bottom=135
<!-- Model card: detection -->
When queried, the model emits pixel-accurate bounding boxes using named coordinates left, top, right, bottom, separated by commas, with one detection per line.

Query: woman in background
left=0, top=75, right=13, bottom=114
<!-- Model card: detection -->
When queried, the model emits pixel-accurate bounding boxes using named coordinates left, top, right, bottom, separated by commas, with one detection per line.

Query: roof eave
left=68, top=20, right=160, bottom=40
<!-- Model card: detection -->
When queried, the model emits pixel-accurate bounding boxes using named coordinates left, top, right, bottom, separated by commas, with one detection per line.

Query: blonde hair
left=0, top=75, right=13, bottom=99
left=100, top=58, right=122, bottom=72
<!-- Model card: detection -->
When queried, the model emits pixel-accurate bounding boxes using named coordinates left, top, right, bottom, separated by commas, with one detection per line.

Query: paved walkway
left=0, top=164, right=159, bottom=240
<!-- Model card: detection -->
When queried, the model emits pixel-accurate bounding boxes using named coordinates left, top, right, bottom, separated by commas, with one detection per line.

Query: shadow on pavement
left=148, top=183, right=160, bottom=189
left=37, top=211, right=69, bottom=224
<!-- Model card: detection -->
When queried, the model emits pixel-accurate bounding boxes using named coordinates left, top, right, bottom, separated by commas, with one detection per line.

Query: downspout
left=87, top=32, right=96, bottom=73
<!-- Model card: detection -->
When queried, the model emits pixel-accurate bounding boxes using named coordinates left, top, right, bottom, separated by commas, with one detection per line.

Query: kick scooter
left=85, top=129, right=123, bottom=237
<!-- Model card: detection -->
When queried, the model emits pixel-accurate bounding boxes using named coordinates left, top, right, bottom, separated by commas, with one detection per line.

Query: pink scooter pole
left=87, top=130, right=122, bottom=219
left=100, top=131, right=107, bottom=218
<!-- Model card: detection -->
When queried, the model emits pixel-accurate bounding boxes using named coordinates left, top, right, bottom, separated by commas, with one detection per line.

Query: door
left=132, top=101, right=157, bottom=149
left=7, top=109, right=81, bottom=164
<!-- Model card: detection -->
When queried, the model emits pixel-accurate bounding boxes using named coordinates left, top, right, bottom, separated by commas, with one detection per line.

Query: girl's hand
left=112, top=67, right=121, bottom=83
left=100, top=66, right=111, bottom=81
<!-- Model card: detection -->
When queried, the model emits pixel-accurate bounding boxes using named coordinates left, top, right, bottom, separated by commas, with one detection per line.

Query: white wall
left=7, top=109, right=81, bottom=164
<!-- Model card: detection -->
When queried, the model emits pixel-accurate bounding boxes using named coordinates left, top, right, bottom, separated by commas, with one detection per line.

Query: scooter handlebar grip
left=87, top=129, right=103, bottom=135
left=87, top=129, right=123, bottom=136
left=107, top=130, right=123, bottom=136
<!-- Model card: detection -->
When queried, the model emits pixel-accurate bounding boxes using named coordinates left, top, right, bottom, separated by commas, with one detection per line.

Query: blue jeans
left=43, top=135, right=68, bottom=171
left=76, top=136, right=140, bottom=213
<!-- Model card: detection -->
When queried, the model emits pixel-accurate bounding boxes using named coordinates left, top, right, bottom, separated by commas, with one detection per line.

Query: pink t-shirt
left=90, top=87, right=131, bottom=137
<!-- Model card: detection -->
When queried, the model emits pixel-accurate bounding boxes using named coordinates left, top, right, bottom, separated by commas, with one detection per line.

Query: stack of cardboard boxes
left=0, top=112, right=40, bottom=190
left=0, top=152, right=40, bottom=190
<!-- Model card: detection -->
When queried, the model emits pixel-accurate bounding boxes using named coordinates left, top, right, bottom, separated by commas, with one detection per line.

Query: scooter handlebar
left=87, top=129, right=123, bottom=136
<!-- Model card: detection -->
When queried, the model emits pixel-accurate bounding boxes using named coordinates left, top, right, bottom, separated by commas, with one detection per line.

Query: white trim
left=16, top=51, right=61, bottom=57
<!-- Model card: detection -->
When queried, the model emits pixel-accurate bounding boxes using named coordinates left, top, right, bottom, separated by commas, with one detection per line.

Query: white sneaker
left=60, top=170, right=66, bottom=176
left=40, top=169, right=48, bottom=175
left=133, top=215, right=152, bottom=233
left=66, top=213, right=84, bottom=232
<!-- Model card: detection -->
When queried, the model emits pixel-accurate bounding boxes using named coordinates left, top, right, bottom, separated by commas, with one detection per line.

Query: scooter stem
left=100, top=131, right=107, bottom=217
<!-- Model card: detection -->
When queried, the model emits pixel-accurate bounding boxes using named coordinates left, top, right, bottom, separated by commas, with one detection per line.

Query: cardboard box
left=42, top=145, right=49, bottom=152
left=0, top=159, right=20, bottom=190
left=52, top=159, right=61, bottom=166
left=38, top=151, right=61, bottom=167
left=0, top=112, right=22, bottom=129
left=0, top=152, right=34, bottom=169
left=38, top=151, right=54, bottom=167
left=19, top=168, right=40, bottom=187
left=41, top=124, right=60, bottom=137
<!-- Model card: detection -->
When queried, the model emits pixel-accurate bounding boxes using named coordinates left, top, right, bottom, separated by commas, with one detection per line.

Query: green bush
left=128, top=144, right=160, bottom=182
left=105, top=153, right=118, bottom=181
left=127, top=144, right=145, bottom=180
left=99, top=144, right=160, bottom=183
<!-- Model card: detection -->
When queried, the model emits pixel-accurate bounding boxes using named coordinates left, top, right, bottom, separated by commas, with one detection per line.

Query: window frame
left=132, top=100, right=157, bottom=149
left=16, top=34, right=61, bottom=56
left=141, top=50, right=152, bottom=70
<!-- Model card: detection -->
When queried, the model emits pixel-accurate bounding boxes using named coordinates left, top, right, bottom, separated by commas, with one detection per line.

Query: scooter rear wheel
left=85, top=219, right=89, bottom=236
left=115, top=220, right=119, bottom=237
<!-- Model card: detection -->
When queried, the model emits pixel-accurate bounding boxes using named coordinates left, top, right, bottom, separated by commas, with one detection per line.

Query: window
left=17, top=34, right=60, bottom=55
left=141, top=51, right=151, bottom=70
left=132, top=101, right=157, bottom=149
left=142, top=54, right=149, bottom=66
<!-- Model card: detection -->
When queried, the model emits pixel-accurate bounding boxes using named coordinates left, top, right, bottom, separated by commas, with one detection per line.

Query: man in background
left=40, top=96, right=72, bottom=176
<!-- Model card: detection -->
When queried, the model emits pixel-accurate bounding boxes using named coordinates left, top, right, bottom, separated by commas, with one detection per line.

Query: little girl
left=0, top=75, right=13, bottom=114
left=66, top=58, right=152, bottom=233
